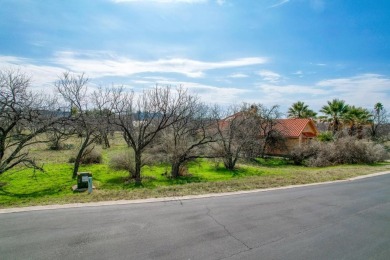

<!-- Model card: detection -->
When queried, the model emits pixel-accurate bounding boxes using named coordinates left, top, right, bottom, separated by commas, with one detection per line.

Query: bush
left=109, top=151, right=135, bottom=174
left=68, top=149, right=102, bottom=164
left=288, top=142, right=321, bottom=165
left=317, top=131, right=333, bottom=142
left=48, top=142, right=74, bottom=151
left=82, top=149, right=102, bottom=164
left=48, top=142, right=63, bottom=150
left=289, top=137, right=388, bottom=166
left=63, top=143, right=74, bottom=150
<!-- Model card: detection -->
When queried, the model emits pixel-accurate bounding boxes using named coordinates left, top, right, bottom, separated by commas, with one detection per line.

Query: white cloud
left=216, top=0, right=225, bottom=5
left=317, top=73, right=388, bottom=90
left=269, top=0, right=290, bottom=8
left=316, top=74, right=390, bottom=106
left=0, top=56, right=64, bottom=89
left=252, top=82, right=328, bottom=109
left=0, top=53, right=265, bottom=100
left=148, top=79, right=249, bottom=104
left=258, top=70, right=282, bottom=83
left=292, top=70, right=304, bottom=78
left=1, top=52, right=266, bottom=80
left=2, top=54, right=388, bottom=110
left=228, top=73, right=248, bottom=78
left=123, top=79, right=246, bottom=105
left=52, top=51, right=266, bottom=78
left=255, top=74, right=390, bottom=111
left=131, top=80, right=153, bottom=84
left=259, top=83, right=327, bottom=95
left=112, top=77, right=245, bottom=105
left=142, top=76, right=173, bottom=81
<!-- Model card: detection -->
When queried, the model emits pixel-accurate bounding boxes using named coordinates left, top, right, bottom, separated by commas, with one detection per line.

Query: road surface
left=1, top=174, right=390, bottom=259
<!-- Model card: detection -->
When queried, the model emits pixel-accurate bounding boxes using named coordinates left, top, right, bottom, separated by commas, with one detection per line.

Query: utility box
left=77, top=172, right=92, bottom=189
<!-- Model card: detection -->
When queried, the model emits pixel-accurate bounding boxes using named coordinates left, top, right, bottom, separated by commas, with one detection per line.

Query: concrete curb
left=1, top=171, right=390, bottom=214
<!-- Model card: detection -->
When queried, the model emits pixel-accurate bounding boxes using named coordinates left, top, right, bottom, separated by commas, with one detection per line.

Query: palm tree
left=287, top=101, right=317, bottom=118
left=374, top=102, right=384, bottom=117
left=344, top=106, right=372, bottom=138
left=371, top=102, right=385, bottom=138
left=320, top=99, right=350, bottom=135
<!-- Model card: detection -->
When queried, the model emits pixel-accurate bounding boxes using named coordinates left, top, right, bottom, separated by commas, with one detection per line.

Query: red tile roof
left=275, top=118, right=317, bottom=138
left=220, top=113, right=318, bottom=138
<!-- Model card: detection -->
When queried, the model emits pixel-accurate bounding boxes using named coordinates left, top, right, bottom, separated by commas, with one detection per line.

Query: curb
left=1, top=171, right=389, bottom=214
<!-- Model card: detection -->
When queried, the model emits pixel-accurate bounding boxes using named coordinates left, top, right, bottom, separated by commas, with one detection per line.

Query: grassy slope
left=1, top=136, right=389, bottom=208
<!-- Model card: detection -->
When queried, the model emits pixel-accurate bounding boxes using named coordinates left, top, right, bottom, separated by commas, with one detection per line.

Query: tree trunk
left=53, top=138, right=61, bottom=150
left=357, top=125, right=364, bottom=139
left=171, top=161, right=182, bottom=178
left=0, top=135, right=5, bottom=162
left=223, top=156, right=235, bottom=170
left=72, top=134, right=90, bottom=178
left=333, top=118, right=340, bottom=135
left=260, top=137, right=268, bottom=158
left=134, top=150, right=142, bottom=184
left=72, top=155, right=81, bottom=179
left=103, top=133, right=110, bottom=148
left=348, top=124, right=356, bottom=136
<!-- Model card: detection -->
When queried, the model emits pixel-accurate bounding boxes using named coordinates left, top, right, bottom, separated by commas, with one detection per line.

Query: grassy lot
left=1, top=135, right=390, bottom=208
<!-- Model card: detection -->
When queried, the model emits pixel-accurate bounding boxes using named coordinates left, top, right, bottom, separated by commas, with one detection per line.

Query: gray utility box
left=77, top=172, right=92, bottom=189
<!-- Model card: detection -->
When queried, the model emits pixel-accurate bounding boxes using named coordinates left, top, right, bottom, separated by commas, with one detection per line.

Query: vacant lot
left=1, top=135, right=389, bottom=208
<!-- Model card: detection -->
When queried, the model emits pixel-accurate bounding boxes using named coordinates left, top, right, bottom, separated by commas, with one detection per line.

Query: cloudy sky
left=1, top=0, right=390, bottom=114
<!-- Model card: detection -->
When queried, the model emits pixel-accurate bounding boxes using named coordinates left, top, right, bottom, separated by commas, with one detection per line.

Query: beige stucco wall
left=267, top=138, right=299, bottom=155
left=266, top=121, right=318, bottom=155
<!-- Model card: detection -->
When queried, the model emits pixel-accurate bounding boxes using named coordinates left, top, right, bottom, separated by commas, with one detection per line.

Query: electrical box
left=77, top=172, right=92, bottom=189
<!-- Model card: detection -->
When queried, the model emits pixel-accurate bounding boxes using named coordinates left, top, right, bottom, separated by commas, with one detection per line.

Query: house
left=218, top=109, right=319, bottom=156
left=268, top=118, right=318, bottom=155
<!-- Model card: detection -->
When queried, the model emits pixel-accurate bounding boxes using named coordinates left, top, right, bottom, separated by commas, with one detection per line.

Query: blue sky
left=1, top=0, right=390, bottom=113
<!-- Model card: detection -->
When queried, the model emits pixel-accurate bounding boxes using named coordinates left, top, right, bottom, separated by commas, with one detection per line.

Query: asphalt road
left=1, top=174, right=390, bottom=260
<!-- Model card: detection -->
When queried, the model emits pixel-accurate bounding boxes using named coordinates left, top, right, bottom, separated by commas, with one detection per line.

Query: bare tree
left=109, top=85, right=191, bottom=184
left=370, top=103, right=389, bottom=140
left=91, top=87, right=113, bottom=149
left=257, top=104, right=284, bottom=158
left=46, top=121, right=75, bottom=150
left=211, top=103, right=283, bottom=170
left=211, top=104, right=259, bottom=170
left=56, top=72, right=104, bottom=178
left=157, top=100, right=216, bottom=178
left=0, top=69, right=65, bottom=174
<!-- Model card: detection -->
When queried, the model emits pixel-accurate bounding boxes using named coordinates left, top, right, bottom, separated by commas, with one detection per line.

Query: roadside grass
left=1, top=159, right=389, bottom=208
left=1, top=134, right=389, bottom=208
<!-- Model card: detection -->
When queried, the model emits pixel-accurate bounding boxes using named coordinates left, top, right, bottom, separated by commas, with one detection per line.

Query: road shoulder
left=1, top=170, right=389, bottom=214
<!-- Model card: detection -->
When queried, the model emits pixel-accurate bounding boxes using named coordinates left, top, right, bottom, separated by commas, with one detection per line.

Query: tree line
left=287, top=99, right=388, bottom=140
left=1, top=70, right=388, bottom=184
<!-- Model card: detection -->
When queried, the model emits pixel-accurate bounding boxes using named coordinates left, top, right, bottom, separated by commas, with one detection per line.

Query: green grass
left=1, top=158, right=389, bottom=208
left=1, top=135, right=390, bottom=208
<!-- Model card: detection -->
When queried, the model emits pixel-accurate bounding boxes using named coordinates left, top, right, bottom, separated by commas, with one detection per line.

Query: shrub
left=63, top=143, right=74, bottom=150
left=81, top=149, right=102, bottom=164
left=48, top=142, right=74, bottom=151
left=288, top=142, right=320, bottom=165
left=317, top=131, right=333, bottom=142
left=68, top=149, right=102, bottom=164
left=48, top=142, right=63, bottom=150
left=109, top=151, right=135, bottom=174
left=289, top=137, right=388, bottom=166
